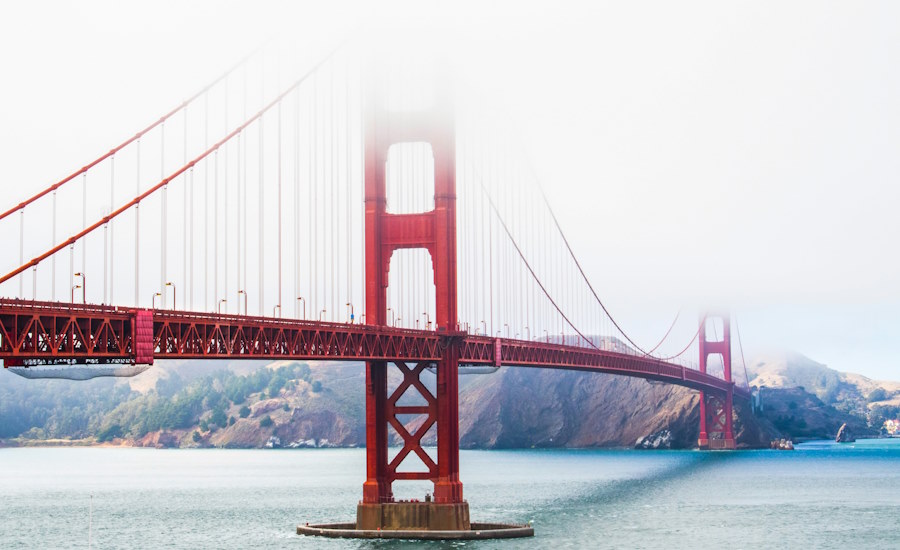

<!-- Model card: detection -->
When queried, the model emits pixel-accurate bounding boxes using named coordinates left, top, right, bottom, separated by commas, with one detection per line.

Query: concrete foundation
left=356, top=501, right=470, bottom=531
left=700, top=438, right=736, bottom=450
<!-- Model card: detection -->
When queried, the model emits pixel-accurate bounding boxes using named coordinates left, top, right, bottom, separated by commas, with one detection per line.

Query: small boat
left=770, top=438, right=794, bottom=450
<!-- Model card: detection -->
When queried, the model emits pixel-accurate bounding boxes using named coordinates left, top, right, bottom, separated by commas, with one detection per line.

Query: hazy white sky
left=1, top=1, right=897, bottom=380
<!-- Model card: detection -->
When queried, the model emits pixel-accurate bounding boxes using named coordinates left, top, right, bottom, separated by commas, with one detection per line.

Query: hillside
left=1, top=348, right=892, bottom=449
left=748, top=351, right=900, bottom=428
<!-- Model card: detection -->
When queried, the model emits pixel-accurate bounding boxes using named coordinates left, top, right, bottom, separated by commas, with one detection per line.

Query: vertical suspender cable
left=259, top=117, right=265, bottom=315
left=259, top=65, right=266, bottom=316
left=109, top=155, right=115, bottom=305
left=82, top=172, right=87, bottom=300
left=183, top=106, right=188, bottom=310
left=204, top=94, right=209, bottom=311
left=161, top=121, right=167, bottom=308
left=189, top=166, right=194, bottom=310
left=236, top=132, right=241, bottom=305
left=224, top=80, right=229, bottom=312
left=214, top=149, right=219, bottom=309
left=308, top=79, right=313, bottom=319
left=294, top=85, right=300, bottom=317
left=330, top=67, right=336, bottom=320
left=135, top=138, right=140, bottom=306
left=52, top=190, right=57, bottom=301
left=18, top=210, right=24, bottom=297
left=277, top=100, right=283, bottom=316
left=346, top=61, right=352, bottom=312
left=243, top=63, right=248, bottom=309
left=103, top=210, right=107, bottom=304
left=312, top=75, right=317, bottom=318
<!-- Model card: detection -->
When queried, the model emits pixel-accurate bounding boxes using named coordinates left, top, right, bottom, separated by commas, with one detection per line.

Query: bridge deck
left=0, top=299, right=747, bottom=399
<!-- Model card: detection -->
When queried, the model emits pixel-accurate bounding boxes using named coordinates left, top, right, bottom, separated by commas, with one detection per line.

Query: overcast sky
left=1, top=1, right=897, bottom=380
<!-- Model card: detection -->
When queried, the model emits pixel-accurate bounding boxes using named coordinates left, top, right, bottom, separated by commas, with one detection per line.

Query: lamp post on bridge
left=273, top=305, right=281, bottom=318
left=544, top=329, right=549, bottom=343
left=165, top=281, right=176, bottom=310
left=319, top=309, right=327, bottom=321
left=504, top=323, right=509, bottom=338
left=297, top=296, right=305, bottom=319
left=71, top=284, right=82, bottom=304
left=218, top=298, right=227, bottom=314
left=152, top=292, right=162, bottom=310
left=74, top=272, right=85, bottom=304
left=422, top=312, right=431, bottom=331
left=387, top=307, right=394, bottom=327
left=346, top=303, right=355, bottom=324
left=238, top=290, right=247, bottom=315
left=480, top=320, right=486, bottom=336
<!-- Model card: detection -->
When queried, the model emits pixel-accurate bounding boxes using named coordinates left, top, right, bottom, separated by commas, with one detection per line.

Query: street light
left=297, top=296, right=305, bottom=319
left=395, top=316, right=401, bottom=328
left=319, top=309, right=327, bottom=321
left=525, top=326, right=530, bottom=340
left=422, top=312, right=431, bottom=330
left=480, top=320, right=487, bottom=336
left=273, top=305, right=281, bottom=318
left=71, top=284, right=82, bottom=304
left=238, top=290, right=247, bottom=315
left=504, top=323, right=509, bottom=338
left=544, top=329, right=549, bottom=343
left=74, top=272, right=86, bottom=304
left=346, top=303, right=355, bottom=323
left=360, top=313, right=366, bottom=324
left=152, top=292, right=162, bottom=309
left=218, top=298, right=227, bottom=313
left=165, top=282, right=176, bottom=310
left=387, top=307, right=395, bottom=327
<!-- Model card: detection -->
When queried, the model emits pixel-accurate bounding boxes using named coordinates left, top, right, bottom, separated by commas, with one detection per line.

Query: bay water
left=1, top=439, right=898, bottom=549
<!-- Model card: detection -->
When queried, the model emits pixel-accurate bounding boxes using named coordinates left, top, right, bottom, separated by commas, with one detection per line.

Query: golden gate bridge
left=0, top=43, right=751, bottom=538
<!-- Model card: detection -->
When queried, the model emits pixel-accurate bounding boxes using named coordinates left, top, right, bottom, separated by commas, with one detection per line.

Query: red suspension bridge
left=0, top=44, right=750, bottom=535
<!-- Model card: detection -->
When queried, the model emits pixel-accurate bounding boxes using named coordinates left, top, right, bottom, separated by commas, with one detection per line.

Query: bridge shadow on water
left=319, top=451, right=739, bottom=550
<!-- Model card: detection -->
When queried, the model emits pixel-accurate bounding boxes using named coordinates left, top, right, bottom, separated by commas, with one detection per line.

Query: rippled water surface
left=1, top=439, right=898, bottom=549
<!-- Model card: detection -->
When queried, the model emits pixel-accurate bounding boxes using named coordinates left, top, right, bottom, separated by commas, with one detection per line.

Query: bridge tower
left=358, top=69, right=467, bottom=530
left=698, top=314, right=736, bottom=449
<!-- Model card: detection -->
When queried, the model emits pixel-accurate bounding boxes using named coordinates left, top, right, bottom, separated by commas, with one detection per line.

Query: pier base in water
left=299, top=501, right=532, bottom=540
left=356, top=501, right=470, bottom=531
left=297, top=522, right=534, bottom=540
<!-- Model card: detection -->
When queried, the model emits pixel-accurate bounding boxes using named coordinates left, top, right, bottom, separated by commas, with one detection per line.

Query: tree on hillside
left=867, top=388, right=888, bottom=403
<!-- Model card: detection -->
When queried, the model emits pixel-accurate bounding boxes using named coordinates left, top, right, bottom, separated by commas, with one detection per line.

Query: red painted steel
left=133, top=310, right=154, bottom=365
left=697, top=314, right=736, bottom=449
left=0, top=300, right=748, bottom=402
left=362, top=69, right=462, bottom=504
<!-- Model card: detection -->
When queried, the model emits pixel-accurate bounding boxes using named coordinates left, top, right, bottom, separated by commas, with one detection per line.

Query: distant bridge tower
left=360, top=64, right=467, bottom=530
left=698, top=313, right=736, bottom=449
